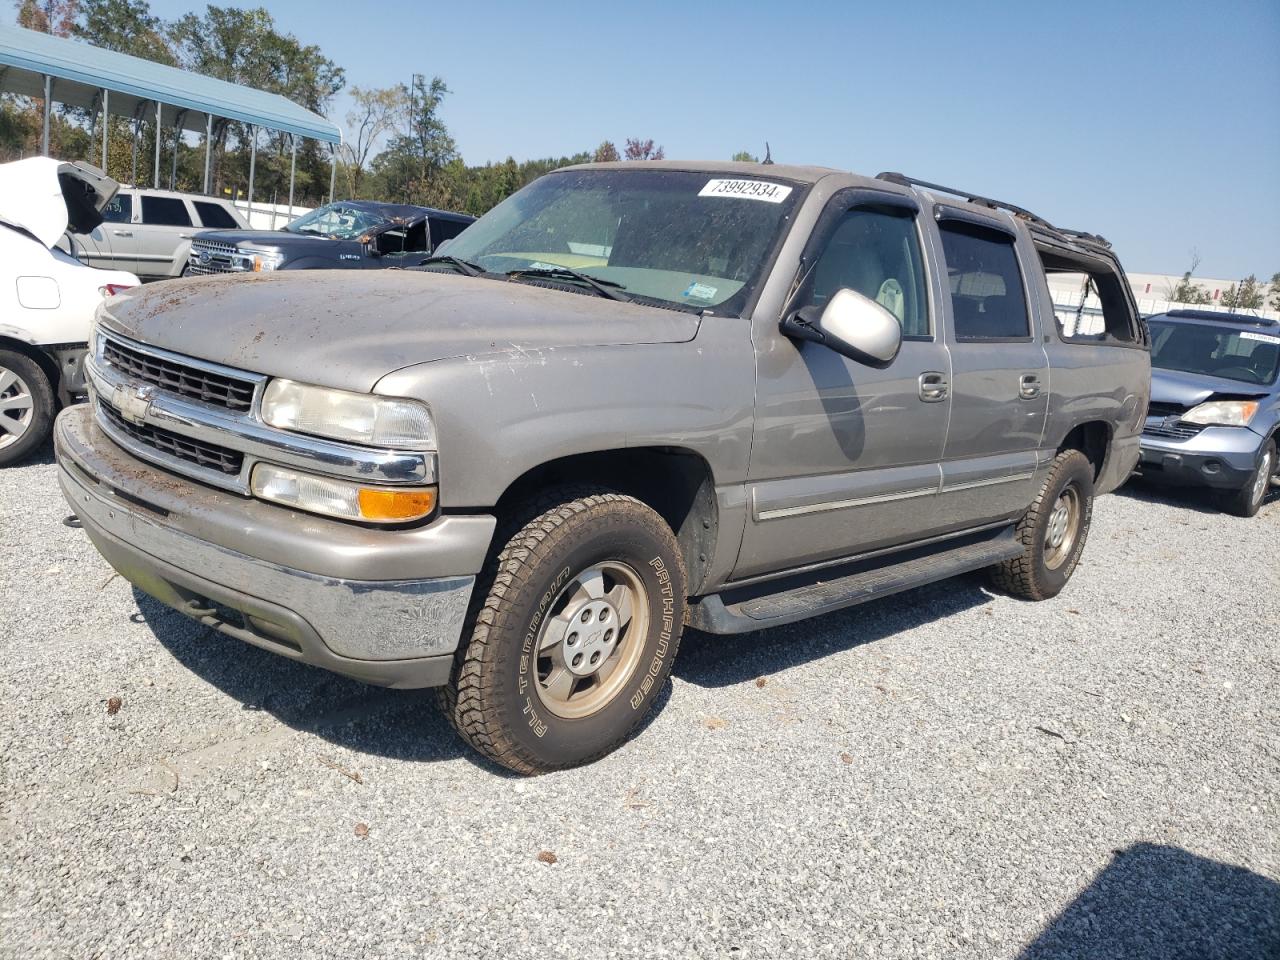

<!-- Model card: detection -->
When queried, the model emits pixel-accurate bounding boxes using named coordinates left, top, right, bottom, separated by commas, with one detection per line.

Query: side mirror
left=782, top=288, right=903, bottom=368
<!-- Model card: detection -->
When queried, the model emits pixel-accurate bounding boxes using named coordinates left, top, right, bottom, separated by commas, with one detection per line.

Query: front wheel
left=442, top=489, right=686, bottom=774
left=1222, top=440, right=1275, bottom=518
left=0, top=350, right=55, bottom=467
left=991, top=449, right=1094, bottom=601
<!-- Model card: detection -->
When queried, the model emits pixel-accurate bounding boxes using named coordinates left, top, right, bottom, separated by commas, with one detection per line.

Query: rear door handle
left=918, top=372, right=949, bottom=402
left=112, top=230, right=133, bottom=237
left=1019, top=374, right=1042, bottom=400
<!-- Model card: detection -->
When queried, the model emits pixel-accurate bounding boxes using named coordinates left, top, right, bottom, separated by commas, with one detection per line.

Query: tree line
left=1167, top=253, right=1280, bottom=313
left=3, top=0, right=681, bottom=215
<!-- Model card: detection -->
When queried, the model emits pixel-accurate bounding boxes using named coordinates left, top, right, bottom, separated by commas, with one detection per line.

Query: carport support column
left=202, top=114, right=213, bottom=194
left=246, top=126, right=257, bottom=225
left=41, top=75, right=51, bottom=156
left=287, top=136, right=297, bottom=214
left=329, top=145, right=337, bottom=203
left=101, top=89, right=110, bottom=170
left=153, top=101, right=162, bottom=188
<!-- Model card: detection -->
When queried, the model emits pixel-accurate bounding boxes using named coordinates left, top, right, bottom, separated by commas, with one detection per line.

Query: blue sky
left=139, top=0, right=1279, bottom=277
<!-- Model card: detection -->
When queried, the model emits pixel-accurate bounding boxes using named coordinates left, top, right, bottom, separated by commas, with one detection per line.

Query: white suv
left=66, top=187, right=248, bottom=281
left=0, top=158, right=138, bottom=465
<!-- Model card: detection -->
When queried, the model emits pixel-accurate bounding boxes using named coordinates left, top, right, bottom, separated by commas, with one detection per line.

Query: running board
left=687, top=527, right=1021, bottom=635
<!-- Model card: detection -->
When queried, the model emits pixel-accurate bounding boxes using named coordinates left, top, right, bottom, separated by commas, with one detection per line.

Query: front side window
left=939, top=222, right=1030, bottom=340
left=442, top=169, right=804, bottom=313
left=140, top=195, right=191, bottom=227
left=101, top=194, right=132, bottom=223
left=1149, top=319, right=1280, bottom=385
left=799, top=205, right=929, bottom=338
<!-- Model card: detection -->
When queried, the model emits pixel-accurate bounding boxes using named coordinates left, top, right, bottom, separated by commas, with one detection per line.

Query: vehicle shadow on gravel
left=132, top=587, right=671, bottom=775
left=675, top=576, right=992, bottom=688
left=1116, top=477, right=1278, bottom=515
left=1018, top=843, right=1279, bottom=960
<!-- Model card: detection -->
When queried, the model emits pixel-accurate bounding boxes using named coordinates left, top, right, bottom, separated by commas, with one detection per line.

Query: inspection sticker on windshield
left=1240, top=331, right=1280, bottom=343
left=699, top=179, right=793, bottom=203
left=683, top=281, right=718, bottom=301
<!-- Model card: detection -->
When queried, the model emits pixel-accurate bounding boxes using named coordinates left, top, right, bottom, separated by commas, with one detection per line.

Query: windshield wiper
left=420, top=255, right=485, bottom=278
left=507, top=267, right=630, bottom=302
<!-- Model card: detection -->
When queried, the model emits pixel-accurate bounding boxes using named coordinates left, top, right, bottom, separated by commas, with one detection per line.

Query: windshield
left=285, top=203, right=390, bottom=240
left=441, top=168, right=805, bottom=313
left=1149, top=319, right=1280, bottom=386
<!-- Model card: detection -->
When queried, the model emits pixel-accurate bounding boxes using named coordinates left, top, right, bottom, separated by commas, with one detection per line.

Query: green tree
left=75, top=0, right=173, bottom=63
left=592, top=141, right=619, bottom=162
left=624, top=137, right=664, bottom=161
left=338, top=85, right=408, bottom=198
left=731, top=150, right=759, bottom=162
left=17, top=0, right=77, bottom=35
left=1269, top=272, right=1280, bottom=312
left=370, top=75, right=456, bottom=205
left=1166, top=253, right=1212, bottom=305
left=1220, top=274, right=1265, bottom=311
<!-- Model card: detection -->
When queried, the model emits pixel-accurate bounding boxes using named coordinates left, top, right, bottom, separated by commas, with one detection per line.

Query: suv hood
left=0, top=157, right=119, bottom=247
left=1150, top=367, right=1270, bottom=408
left=99, top=270, right=701, bottom=393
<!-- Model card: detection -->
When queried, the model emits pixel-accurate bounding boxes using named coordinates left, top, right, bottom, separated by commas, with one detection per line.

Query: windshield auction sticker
left=698, top=179, right=793, bottom=203
left=1240, top=331, right=1280, bottom=343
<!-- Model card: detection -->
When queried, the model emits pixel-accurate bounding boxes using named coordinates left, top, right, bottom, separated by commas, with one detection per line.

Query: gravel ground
left=2, top=441, right=1277, bottom=960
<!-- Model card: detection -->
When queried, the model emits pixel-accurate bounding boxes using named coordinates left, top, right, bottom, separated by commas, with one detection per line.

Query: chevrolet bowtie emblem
left=113, top=384, right=154, bottom=425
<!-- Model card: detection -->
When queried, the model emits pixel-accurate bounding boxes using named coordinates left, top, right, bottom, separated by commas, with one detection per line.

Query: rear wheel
left=1222, top=440, right=1275, bottom=518
left=0, top=350, right=55, bottom=467
left=991, top=449, right=1094, bottom=601
left=441, top=488, right=686, bottom=774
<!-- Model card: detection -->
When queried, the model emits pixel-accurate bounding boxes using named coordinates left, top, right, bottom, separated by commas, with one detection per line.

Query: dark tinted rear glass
left=194, top=201, right=238, bottom=229
left=141, top=195, right=192, bottom=227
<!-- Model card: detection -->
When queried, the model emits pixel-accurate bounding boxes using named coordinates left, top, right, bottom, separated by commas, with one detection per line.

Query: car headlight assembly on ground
left=1181, top=400, right=1259, bottom=427
left=260, top=379, right=437, bottom=449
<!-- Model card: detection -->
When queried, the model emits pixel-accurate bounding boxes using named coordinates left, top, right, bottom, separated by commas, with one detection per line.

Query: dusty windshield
left=1149, top=320, right=1280, bottom=386
left=441, top=168, right=804, bottom=313
left=285, top=203, right=389, bottom=240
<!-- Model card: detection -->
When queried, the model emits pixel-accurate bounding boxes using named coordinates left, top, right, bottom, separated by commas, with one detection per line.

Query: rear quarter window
left=193, top=201, right=239, bottom=229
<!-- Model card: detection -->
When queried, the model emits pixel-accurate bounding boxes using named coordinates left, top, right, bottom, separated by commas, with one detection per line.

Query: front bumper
left=1137, top=425, right=1264, bottom=490
left=56, top=406, right=496, bottom=689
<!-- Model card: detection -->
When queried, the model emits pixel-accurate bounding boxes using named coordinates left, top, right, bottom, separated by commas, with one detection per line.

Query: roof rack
left=875, top=171, right=1111, bottom=250
left=1164, top=309, right=1278, bottom=328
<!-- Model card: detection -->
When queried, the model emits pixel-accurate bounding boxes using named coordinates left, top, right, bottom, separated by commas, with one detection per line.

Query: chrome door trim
left=940, top=471, right=1035, bottom=493
left=756, top=484, right=937, bottom=521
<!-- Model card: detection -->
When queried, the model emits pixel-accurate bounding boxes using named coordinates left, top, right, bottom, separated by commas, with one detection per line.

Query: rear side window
left=101, top=194, right=131, bottom=223
left=140, top=195, right=192, bottom=227
left=939, top=222, right=1030, bottom=340
left=193, top=201, right=238, bottom=229
left=430, top=217, right=471, bottom=250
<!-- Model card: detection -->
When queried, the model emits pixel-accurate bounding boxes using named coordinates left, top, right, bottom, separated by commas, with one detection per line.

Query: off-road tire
left=440, top=488, right=686, bottom=775
left=990, top=449, right=1094, bottom=601
left=1222, top=439, right=1275, bottom=519
left=0, top=349, right=55, bottom=467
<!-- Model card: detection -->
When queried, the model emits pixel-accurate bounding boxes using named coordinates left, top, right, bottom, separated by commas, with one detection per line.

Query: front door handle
left=1019, top=374, right=1042, bottom=400
left=112, top=230, right=133, bottom=237
left=919, top=372, right=948, bottom=402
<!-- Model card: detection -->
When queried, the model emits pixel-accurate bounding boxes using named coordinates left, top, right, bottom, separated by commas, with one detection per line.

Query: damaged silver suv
left=56, top=162, right=1150, bottom=773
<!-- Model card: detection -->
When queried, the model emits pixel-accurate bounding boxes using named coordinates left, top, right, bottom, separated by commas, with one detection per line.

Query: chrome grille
left=102, top=336, right=255, bottom=412
left=1143, top=418, right=1206, bottom=441
left=100, top=400, right=244, bottom=476
left=188, top=238, right=245, bottom=275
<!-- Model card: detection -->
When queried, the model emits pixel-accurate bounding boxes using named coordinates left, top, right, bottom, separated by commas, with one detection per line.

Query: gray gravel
left=2, top=440, right=1277, bottom=960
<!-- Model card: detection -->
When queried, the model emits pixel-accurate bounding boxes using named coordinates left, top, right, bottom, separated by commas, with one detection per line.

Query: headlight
left=260, top=379, right=436, bottom=449
left=240, top=248, right=283, bottom=272
left=1181, top=400, right=1259, bottom=427
left=251, top=463, right=436, bottom=523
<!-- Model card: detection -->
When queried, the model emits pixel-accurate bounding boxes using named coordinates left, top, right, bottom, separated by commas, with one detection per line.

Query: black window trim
left=791, top=188, right=936, bottom=342
left=936, top=214, right=1035, bottom=344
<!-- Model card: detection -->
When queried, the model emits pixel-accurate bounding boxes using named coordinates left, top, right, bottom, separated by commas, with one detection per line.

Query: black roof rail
left=875, top=171, right=1111, bottom=249
left=1163, top=309, right=1278, bottom=328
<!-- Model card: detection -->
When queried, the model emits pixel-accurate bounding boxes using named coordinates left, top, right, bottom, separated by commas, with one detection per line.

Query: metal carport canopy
left=0, top=24, right=341, bottom=143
